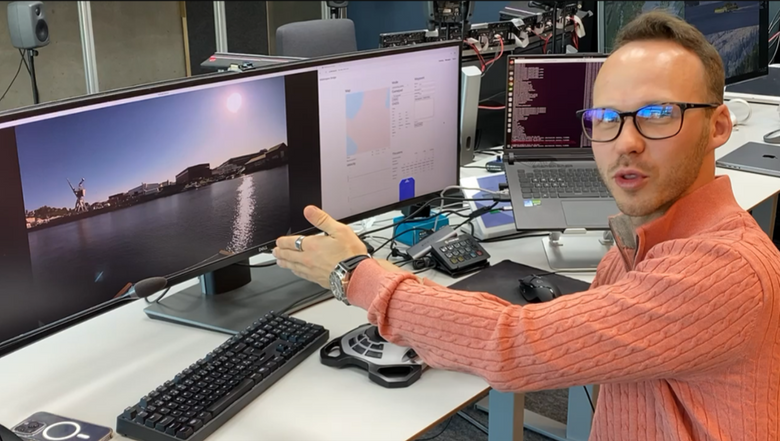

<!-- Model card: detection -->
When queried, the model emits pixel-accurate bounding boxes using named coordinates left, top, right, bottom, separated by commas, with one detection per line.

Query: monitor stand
left=144, top=260, right=331, bottom=335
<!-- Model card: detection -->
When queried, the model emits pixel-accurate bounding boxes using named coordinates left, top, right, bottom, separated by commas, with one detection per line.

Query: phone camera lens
left=16, top=421, right=44, bottom=434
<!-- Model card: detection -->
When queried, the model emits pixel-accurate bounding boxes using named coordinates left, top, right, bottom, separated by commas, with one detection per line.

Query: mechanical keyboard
left=117, top=312, right=329, bottom=441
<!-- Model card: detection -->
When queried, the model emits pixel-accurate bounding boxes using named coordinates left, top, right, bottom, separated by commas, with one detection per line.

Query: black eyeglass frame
left=576, top=102, right=720, bottom=142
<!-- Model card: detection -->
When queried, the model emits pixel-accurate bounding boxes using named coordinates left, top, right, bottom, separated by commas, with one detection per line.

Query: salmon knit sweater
left=347, top=176, right=780, bottom=441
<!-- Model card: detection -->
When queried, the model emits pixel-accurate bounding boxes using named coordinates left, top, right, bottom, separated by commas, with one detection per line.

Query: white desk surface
left=1, top=103, right=778, bottom=441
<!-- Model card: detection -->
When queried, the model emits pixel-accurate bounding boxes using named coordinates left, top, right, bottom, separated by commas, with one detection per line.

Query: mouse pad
left=447, top=259, right=592, bottom=305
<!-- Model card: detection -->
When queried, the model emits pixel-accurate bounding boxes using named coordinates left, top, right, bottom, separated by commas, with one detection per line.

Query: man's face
left=591, top=40, right=716, bottom=218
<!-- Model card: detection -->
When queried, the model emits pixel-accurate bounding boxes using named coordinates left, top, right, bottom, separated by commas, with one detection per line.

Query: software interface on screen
left=506, top=58, right=604, bottom=148
left=602, top=1, right=764, bottom=81
left=0, top=45, right=460, bottom=346
left=317, top=50, right=460, bottom=220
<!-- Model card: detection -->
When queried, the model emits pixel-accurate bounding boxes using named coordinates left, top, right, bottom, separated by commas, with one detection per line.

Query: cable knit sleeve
left=346, top=240, right=764, bottom=392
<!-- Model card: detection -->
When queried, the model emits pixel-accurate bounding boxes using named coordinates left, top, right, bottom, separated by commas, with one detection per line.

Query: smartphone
left=11, top=412, right=112, bottom=441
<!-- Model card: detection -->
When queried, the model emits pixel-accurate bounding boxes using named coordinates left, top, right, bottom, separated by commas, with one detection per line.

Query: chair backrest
left=275, top=19, right=357, bottom=58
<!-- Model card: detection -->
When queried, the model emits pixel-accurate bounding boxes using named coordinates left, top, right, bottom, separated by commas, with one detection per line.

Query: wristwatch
left=329, top=254, right=371, bottom=305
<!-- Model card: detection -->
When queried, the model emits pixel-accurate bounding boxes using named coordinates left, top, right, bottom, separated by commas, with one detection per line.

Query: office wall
left=0, top=1, right=85, bottom=112
left=347, top=1, right=510, bottom=51
left=0, top=1, right=186, bottom=113
left=92, top=2, right=186, bottom=93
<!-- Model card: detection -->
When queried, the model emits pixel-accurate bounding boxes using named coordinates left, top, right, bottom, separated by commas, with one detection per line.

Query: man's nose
left=613, top=118, right=646, bottom=156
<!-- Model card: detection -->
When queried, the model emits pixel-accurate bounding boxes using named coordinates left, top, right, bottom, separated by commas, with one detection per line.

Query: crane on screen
left=67, top=178, right=88, bottom=213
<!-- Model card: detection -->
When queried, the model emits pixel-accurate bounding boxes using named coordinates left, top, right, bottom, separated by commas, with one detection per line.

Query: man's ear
left=709, top=103, right=733, bottom=152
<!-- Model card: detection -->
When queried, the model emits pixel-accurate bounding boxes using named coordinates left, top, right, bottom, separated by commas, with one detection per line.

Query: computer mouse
left=519, top=275, right=561, bottom=303
left=0, top=424, right=23, bottom=441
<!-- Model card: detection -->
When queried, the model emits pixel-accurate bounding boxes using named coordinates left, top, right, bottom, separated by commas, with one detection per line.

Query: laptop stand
left=541, top=229, right=614, bottom=272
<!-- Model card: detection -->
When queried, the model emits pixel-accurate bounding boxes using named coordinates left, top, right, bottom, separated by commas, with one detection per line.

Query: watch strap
left=340, top=254, right=371, bottom=272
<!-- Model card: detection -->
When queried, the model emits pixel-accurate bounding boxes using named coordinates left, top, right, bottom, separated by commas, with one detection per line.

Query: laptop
left=716, top=142, right=780, bottom=177
left=503, top=54, right=619, bottom=231
left=199, top=52, right=304, bottom=73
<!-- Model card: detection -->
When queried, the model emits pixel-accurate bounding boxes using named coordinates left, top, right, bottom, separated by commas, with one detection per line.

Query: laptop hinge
left=502, top=149, right=595, bottom=163
left=505, top=151, right=515, bottom=165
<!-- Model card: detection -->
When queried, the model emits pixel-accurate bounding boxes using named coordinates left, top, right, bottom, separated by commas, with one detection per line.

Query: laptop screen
left=505, top=56, right=605, bottom=150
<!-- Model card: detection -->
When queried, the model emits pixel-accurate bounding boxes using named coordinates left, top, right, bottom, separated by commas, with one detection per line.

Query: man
left=274, top=11, right=780, bottom=441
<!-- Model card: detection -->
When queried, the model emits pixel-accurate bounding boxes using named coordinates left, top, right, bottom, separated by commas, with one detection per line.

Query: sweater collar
left=608, top=175, right=743, bottom=270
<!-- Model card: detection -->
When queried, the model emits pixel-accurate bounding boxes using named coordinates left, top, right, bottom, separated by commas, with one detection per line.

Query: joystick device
left=320, top=324, right=426, bottom=388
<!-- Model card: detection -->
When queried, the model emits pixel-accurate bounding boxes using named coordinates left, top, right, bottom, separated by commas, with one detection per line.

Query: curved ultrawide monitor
left=0, top=40, right=461, bottom=353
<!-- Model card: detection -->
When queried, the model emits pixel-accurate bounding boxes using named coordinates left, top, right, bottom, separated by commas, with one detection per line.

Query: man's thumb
left=304, top=205, right=342, bottom=235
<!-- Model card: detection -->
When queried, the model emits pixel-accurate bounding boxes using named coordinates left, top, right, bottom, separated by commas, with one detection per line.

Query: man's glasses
left=576, top=102, right=719, bottom=143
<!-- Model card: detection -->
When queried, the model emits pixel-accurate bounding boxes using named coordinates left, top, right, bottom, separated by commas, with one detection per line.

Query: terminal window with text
left=0, top=44, right=461, bottom=349
left=506, top=57, right=604, bottom=149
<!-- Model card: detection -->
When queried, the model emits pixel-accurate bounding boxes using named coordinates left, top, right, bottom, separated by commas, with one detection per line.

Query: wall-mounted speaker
left=7, top=1, right=50, bottom=50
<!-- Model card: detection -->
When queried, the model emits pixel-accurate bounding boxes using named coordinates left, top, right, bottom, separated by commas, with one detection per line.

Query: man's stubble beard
left=598, top=128, right=710, bottom=218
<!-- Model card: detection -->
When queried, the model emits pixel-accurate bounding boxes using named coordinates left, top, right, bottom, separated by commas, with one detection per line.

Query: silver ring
left=294, top=235, right=306, bottom=252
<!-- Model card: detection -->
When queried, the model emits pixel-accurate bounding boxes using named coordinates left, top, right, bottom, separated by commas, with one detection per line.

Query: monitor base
left=144, top=261, right=331, bottom=335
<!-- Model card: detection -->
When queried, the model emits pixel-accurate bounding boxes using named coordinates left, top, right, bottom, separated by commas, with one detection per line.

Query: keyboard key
left=144, top=413, right=162, bottom=428
left=123, top=407, right=138, bottom=420
left=188, top=419, right=203, bottom=432
left=155, top=416, right=175, bottom=432
left=176, top=425, right=194, bottom=440
left=166, top=422, right=182, bottom=436
left=135, top=411, right=149, bottom=424
left=206, top=379, right=253, bottom=416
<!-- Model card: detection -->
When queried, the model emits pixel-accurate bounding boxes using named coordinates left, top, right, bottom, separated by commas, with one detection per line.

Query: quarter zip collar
left=607, top=175, right=743, bottom=271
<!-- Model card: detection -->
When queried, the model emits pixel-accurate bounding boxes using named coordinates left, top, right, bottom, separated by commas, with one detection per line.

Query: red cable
left=573, top=21, right=579, bottom=49
left=484, top=36, right=504, bottom=67
left=464, top=40, right=486, bottom=71
left=532, top=28, right=551, bottom=54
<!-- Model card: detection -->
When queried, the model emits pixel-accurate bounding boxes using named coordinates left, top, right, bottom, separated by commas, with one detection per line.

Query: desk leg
left=479, top=386, right=595, bottom=441
left=488, top=390, right=524, bottom=441
left=565, top=385, right=596, bottom=441
left=750, top=194, right=777, bottom=240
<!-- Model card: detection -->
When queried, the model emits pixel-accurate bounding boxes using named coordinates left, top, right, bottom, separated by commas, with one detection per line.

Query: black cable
left=19, top=49, right=39, bottom=101
left=236, top=261, right=277, bottom=268
left=478, top=231, right=549, bottom=243
left=416, top=416, right=454, bottom=441
left=583, top=386, right=595, bottom=412
left=479, top=90, right=506, bottom=104
left=145, top=287, right=172, bottom=304
left=0, top=54, right=24, bottom=104
left=165, top=252, right=225, bottom=279
left=357, top=196, right=495, bottom=239
left=280, top=290, right=331, bottom=315
left=374, top=227, right=434, bottom=254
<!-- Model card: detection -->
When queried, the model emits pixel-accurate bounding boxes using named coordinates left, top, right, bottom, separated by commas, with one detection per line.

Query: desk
left=1, top=103, right=779, bottom=441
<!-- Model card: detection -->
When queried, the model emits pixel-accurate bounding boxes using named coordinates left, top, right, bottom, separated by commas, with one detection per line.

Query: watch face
left=329, top=270, right=343, bottom=298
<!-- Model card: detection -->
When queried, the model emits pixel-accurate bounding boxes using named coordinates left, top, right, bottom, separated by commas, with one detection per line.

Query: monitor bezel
left=0, top=40, right=463, bottom=352
left=503, top=53, right=607, bottom=155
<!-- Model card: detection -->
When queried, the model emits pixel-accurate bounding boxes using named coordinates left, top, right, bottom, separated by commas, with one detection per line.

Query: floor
left=415, top=389, right=569, bottom=441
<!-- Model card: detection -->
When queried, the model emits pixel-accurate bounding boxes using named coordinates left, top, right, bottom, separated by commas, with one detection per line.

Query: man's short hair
left=613, top=10, right=724, bottom=104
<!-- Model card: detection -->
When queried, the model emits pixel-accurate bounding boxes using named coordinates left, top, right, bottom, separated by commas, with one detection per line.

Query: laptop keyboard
left=517, top=167, right=612, bottom=199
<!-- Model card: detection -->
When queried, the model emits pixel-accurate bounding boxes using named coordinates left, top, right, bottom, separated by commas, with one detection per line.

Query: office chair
left=275, top=19, right=357, bottom=58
